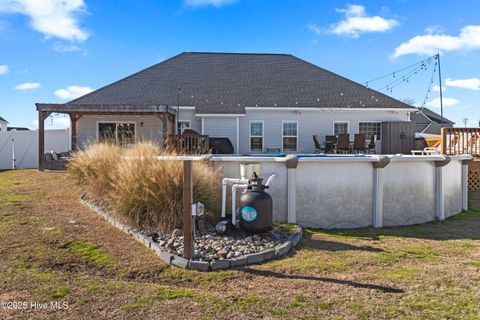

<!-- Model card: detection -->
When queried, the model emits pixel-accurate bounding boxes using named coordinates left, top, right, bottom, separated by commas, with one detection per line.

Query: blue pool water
left=239, top=153, right=368, bottom=158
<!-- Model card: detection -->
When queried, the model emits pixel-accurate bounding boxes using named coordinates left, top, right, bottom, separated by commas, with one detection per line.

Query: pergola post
left=183, top=160, right=193, bottom=259
left=38, top=110, right=51, bottom=171
left=69, top=113, right=82, bottom=151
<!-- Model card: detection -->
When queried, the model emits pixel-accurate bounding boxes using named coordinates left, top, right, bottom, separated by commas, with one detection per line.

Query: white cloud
left=427, top=97, right=459, bottom=108
left=325, top=4, right=398, bottom=38
left=445, top=77, right=480, bottom=91
left=14, top=82, right=40, bottom=91
left=184, top=0, right=237, bottom=7
left=54, top=85, right=93, bottom=100
left=0, top=0, right=89, bottom=42
left=392, top=25, right=480, bottom=58
left=0, top=64, right=8, bottom=74
left=53, top=43, right=88, bottom=55
left=306, top=23, right=322, bottom=34
left=31, top=119, right=38, bottom=128
left=432, top=85, right=446, bottom=92
left=425, top=25, right=445, bottom=35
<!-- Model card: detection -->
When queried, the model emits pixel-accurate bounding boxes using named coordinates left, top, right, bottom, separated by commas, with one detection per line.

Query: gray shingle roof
left=69, top=52, right=415, bottom=114
left=0, top=116, right=8, bottom=123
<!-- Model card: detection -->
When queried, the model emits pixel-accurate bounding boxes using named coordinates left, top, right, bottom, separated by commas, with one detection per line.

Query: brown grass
left=1, top=170, right=480, bottom=319
left=67, top=142, right=220, bottom=233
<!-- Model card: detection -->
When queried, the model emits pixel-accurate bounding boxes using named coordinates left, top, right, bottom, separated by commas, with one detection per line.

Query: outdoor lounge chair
left=325, top=135, right=337, bottom=154
left=336, top=133, right=350, bottom=153
left=313, top=135, right=323, bottom=153
left=352, top=134, right=366, bottom=153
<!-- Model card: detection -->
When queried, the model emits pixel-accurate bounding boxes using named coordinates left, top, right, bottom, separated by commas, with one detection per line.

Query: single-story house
left=410, top=107, right=454, bottom=135
left=0, top=116, right=8, bottom=132
left=36, top=52, right=417, bottom=167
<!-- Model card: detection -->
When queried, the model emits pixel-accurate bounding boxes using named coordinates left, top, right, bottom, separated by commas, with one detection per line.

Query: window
left=98, top=122, right=135, bottom=146
left=177, top=120, right=191, bottom=134
left=250, top=121, right=263, bottom=152
left=178, top=120, right=190, bottom=134
left=334, top=122, right=348, bottom=135
left=359, top=122, right=381, bottom=140
left=282, top=121, right=298, bottom=152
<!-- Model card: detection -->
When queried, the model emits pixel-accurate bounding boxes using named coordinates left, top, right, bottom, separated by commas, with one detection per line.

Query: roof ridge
left=184, top=51, right=292, bottom=56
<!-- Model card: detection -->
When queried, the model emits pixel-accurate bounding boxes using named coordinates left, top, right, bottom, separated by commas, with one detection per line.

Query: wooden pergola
left=35, top=103, right=176, bottom=171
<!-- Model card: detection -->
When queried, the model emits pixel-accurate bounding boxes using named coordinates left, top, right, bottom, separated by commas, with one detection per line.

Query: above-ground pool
left=212, top=154, right=471, bottom=229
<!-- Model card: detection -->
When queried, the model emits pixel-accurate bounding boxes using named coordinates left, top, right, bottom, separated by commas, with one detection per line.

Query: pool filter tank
left=239, top=173, right=273, bottom=233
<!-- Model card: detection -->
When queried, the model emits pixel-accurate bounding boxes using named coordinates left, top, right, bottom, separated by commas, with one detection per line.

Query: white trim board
left=196, top=114, right=246, bottom=117
left=245, top=107, right=417, bottom=112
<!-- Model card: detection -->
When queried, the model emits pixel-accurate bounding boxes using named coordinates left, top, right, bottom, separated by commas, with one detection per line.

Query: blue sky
left=0, top=0, right=479, bottom=129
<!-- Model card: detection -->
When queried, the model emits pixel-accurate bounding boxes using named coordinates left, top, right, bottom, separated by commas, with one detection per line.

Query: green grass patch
left=374, top=267, right=422, bottom=280
left=47, top=286, right=70, bottom=299
left=66, top=240, right=114, bottom=268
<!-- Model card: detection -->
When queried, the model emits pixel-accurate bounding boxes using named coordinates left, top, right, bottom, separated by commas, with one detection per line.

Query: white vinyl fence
left=0, top=129, right=70, bottom=170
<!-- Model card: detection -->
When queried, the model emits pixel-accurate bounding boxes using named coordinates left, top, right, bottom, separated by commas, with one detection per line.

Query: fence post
left=435, top=157, right=451, bottom=220
left=441, top=127, right=447, bottom=155
left=286, top=155, right=298, bottom=224
left=372, top=156, right=390, bottom=228
left=462, top=159, right=470, bottom=211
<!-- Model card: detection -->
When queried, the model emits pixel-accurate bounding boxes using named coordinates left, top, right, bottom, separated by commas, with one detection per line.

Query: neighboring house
left=0, top=116, right=8, bottom=132
left=410, top=107, right=455, bottom=135
left=37, top=52, right=417, bottom=154
left=7, top=127, right=30, bottom=131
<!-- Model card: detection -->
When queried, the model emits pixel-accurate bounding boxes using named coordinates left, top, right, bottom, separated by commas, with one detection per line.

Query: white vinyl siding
left=238, top=109, right=410, bottom=153
left=176, top=108, right=201, bottom=133
left=77, top=115, right=164, bottom=148
left=202, top=117, right=238, bottom=153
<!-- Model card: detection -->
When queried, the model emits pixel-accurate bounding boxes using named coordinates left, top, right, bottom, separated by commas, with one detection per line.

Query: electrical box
left=191, top=202, right=204, bottom=216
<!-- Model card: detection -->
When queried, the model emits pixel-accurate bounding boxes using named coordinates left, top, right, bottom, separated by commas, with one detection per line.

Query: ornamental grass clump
left=67, top=143, right=122, bottom=204
left=68, top=141, right=221, bottom=234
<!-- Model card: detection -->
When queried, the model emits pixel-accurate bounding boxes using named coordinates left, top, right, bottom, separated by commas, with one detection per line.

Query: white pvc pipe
left=231, top=184, right=248, bottom=225
left=265, top=173, right=278, bottom=187
left=221, top=177, right=248, bottom=219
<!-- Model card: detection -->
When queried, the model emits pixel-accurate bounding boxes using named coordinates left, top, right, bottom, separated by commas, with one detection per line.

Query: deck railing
left=167, top=134, right=210, bottom=154
left=441, top=127, right=480, bottom=156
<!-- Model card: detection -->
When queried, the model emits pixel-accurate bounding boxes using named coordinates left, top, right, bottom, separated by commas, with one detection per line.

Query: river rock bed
left=143, top=226, right=291, bottom=262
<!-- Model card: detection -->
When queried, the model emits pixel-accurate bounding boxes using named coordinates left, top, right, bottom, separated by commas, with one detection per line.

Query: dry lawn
left=0, top=170, right=479, bottom=319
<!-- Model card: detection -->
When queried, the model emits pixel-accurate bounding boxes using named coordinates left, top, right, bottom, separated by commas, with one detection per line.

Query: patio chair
left=336, top=133, right=350, bottom=153
left=313, top=135, right=323, bottom=153
left=352, top=134, right=366, bottom=153
left=325, top=135, right=337, bottom=154
left=368, top=134, right=376, bottom=154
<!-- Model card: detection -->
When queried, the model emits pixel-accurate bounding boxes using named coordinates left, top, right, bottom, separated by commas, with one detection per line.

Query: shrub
left=67, top=143, right=122, bottom=203
left=68, top=142, right=221, bottom=233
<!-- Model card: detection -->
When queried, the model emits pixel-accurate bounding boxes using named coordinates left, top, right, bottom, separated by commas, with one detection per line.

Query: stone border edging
left=80, top=197, right=303, bottom=272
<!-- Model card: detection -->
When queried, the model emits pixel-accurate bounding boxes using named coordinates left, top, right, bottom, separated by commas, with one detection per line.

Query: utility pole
left=463, top=118, right=468, bottom=128
left=437, top=53, right=444, bottom=128
left=176, top=88, right=181, bottom=134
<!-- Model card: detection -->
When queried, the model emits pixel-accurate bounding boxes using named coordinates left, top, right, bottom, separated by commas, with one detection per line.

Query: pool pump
left=239, top=172, right=273, bottom=233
